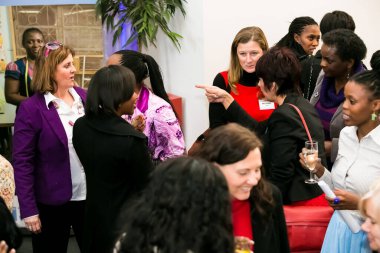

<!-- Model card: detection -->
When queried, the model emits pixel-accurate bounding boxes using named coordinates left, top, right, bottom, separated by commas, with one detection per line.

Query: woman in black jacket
left=197, top=47, right=327, bottom=205
left=73, top=65, right=153, bottom=253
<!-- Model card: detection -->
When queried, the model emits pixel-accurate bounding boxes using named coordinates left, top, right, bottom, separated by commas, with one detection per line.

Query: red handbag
left=284, top=104, right=333, bottom=252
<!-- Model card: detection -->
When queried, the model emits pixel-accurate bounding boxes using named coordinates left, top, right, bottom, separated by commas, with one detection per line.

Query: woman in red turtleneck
left=209, top=26, right=275, bottom=129
left=195, top=123, right=289, bottom=253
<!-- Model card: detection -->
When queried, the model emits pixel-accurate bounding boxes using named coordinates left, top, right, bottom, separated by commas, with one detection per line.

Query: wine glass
left=303, top=140, right=318, bottom=184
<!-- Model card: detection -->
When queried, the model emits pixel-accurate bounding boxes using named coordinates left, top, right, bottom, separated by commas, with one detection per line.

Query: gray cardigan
left=310, top=70, right=344, bottom=162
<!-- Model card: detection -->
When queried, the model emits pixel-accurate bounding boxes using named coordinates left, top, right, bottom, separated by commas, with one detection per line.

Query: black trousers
left=31, top=200, right=85, bottom=253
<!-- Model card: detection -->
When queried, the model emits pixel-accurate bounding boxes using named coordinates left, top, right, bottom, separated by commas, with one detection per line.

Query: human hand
left=195, top=84, right=234, bottom=108
left=24, top=215, right=42, bottom=234
left=131, top=114, right=146, bottom=132
left=0, top=240, right=16, bottom=253
left=325, top=188, right=360, bottom=210
left=299, top=148, right=325, bottom=177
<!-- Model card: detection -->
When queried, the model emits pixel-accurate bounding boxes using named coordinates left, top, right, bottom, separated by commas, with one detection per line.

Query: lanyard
left=25, top=59, right=30, bottom=97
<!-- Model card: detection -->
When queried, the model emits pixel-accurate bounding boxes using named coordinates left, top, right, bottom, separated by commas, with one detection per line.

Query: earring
left=371, top=112, right=378, bottom=121
left=346, top=72, right=350, bottom=79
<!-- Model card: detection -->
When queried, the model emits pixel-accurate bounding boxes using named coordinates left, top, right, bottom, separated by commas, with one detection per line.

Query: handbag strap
left=287, top=103, right=313, bottom=143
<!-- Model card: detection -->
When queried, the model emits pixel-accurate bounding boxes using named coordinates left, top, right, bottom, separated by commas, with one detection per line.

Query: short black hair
left=322, top=28, right=366, bottom=63
left=256, top=46, right=302, bottom=96
left=22, top=27, right=44, bottom=46
left=320, top=10, right=355, bottom=35
left=85, top=65, right=136, bottom=116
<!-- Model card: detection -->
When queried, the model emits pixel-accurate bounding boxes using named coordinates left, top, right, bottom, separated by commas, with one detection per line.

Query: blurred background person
left=305, top=50, right=380, bottom=253
left=195, top=123, right=290, bottom=253
left=302, top=10, right=356, bottom=100
left=107, top=50, right=185, bottom=165
left=310, top=29, right=367, bottom=168
left=197, top=47, right=327, bottom=206
left=5, top=27, right=44, bottom=108
left=0, top=197, right=22, bottom=252
left=360, top=179, right=380, bottom=253
left=114, top=156, right=235, bottom=253
left=73, top=65, right=153, bottom=253
left=209, top=26, right=275, bottom=129
left=12, top=41, right=86, bottom=253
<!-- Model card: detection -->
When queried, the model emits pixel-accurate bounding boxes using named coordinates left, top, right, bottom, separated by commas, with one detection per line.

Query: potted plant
left=96, top=0, right=187, bottom=50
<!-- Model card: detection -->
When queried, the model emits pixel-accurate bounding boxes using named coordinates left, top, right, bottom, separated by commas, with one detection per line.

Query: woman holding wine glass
left=301, top=50, right=380, bottom=253
left=197, top=46, right=327, bottom=206
left=194, top=123, right=289, bottom=253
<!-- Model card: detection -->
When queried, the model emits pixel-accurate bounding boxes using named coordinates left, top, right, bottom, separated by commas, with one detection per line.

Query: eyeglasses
left=44, top=41, right=63, bottom=58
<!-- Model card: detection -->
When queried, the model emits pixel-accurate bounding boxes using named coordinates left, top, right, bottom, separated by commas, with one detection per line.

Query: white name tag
left=258, top=100, right=275, bottom=110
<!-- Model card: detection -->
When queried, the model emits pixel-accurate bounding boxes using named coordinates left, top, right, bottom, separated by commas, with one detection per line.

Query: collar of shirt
left=347, top=124, right=380, bottom=146
left=44, top=87, right=81, bottom=111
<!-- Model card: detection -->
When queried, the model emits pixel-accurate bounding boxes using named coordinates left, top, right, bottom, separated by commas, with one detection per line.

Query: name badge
left=259, top=100, right=275, bottom=110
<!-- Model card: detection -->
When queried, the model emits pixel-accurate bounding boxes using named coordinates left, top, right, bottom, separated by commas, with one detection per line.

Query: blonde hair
left=228, top=26, right=269, bottom=92
left=359, top=179, right=380, bottom=222
left=32, top=43, right=75, bottom=93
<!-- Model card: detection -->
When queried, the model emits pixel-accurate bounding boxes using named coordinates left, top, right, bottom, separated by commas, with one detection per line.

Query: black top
left=300, top=51, right=322, bottom=100
left=226, top=94, right=326, bottom=204
left=209, top=71, right=259, bottom=129
left=251, top=184, right=290, bottom=253
left=73, top=114, right=153, bottom=253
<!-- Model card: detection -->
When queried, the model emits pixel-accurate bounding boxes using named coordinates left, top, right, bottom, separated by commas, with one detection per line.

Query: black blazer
left=73, top=113, right=153, bottom=253
left=251, top=184, right=290, bottom=253
left=226, top=94, right=326, bottom=204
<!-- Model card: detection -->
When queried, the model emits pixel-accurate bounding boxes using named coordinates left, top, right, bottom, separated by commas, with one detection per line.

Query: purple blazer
left=12, top=87, right=86, bottom=218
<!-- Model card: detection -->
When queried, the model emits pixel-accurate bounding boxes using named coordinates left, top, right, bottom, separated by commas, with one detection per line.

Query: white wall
left=143, top=0, right=380, bottom=149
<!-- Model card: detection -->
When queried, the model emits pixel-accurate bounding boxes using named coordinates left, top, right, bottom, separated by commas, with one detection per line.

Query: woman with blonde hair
left=360, top=179, right=380, bottom=252
left=209, top=26, right=275, bottom=129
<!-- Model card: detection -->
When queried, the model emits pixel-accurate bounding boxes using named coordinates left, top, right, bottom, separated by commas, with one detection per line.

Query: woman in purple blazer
left=12, top=41, right=86, bottom=253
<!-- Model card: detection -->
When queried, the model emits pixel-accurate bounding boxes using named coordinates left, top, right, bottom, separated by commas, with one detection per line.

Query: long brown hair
left=228, top=26, right=268, bottom=92
left=195, top=123, right=275, bottom=220
left=32, top=43, right=75, bottom=93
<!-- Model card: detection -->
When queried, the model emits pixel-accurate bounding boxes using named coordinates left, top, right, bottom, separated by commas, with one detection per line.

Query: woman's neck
left=334, top=77, right=347, bottom=94
left=275, top=94, right=287, bottom=106
left=54, top=87, right=74, bottom=106
left=357, top=121, right=379, bottom=141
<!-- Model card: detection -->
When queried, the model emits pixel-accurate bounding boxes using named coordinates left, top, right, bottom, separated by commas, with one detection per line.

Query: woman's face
left=217, top=148, right=262, bottom=201
left=342, top=81, right=376, bottom=128
left=237, top=40, right=264, bottom=73
left=258, top=78, right=276, bottom=102
left=294, top=24, right=320, bottom=55
left=361, top=198, right=380, bottom=251
left=118, top=92, right=138, bottom=116
left=23, top=32, right=44, bottom=60
left=54, top=54, right=76, bottom=89
left=320, top=44, right=351, bottom=78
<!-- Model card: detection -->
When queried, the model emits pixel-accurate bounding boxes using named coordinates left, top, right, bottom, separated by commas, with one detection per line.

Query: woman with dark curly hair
left=114, top=156, right=235, bottom=253
left=310, top=29, right=367, bottom=168
left=194, top=123, right=289, bottom=253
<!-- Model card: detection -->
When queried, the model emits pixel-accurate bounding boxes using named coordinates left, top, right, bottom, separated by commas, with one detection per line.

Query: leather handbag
left=284, top=103, right=333, bottom=252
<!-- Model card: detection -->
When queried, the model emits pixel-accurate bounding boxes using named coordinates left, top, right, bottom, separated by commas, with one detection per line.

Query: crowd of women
left=0, top=9, right=380, bottom=253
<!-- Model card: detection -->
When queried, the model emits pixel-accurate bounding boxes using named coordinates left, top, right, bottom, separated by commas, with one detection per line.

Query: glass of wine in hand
left=303, top=140, right=318, bottom=184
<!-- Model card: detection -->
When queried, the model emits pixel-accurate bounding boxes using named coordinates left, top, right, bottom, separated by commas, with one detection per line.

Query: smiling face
left=237, top=40, right=264, bottom=73
left=342, top=81, right=379, bottom=128
left=217, top=148, right=262, bottom=201
left=54, top=54, right=76, bottom=89
left=294, top=24, right=320, bottom=55
left=361, top=198, right=380, bottom=251
left=23, top=32, right=44, bottom=60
